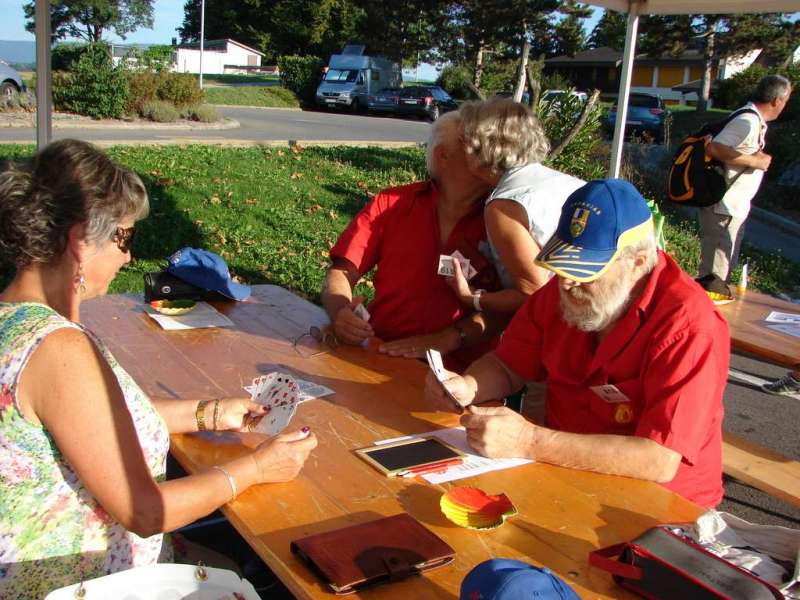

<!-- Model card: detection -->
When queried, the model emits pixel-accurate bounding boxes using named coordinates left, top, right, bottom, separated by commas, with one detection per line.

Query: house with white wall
left=175, top=39, right=263, bottom=75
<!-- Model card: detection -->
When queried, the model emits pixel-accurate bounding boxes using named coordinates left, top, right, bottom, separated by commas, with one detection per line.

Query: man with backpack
left=696, top=74, right=792, bottom=294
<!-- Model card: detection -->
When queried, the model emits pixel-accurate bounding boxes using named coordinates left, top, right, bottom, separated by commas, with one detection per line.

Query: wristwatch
left=472, top=289, right=485, bottom=312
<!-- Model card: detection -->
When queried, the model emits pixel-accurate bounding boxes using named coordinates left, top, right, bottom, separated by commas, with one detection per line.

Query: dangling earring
left=74, top=263, right=87, bottom=295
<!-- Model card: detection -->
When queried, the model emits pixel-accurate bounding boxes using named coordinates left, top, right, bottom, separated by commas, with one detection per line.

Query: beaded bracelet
left=212, top=399, right=220, bottom=431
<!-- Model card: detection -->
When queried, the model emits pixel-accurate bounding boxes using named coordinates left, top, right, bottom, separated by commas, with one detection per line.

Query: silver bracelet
left=212, top=465, right=237, bottom=502
left=472, top=289, right=485, bottom=312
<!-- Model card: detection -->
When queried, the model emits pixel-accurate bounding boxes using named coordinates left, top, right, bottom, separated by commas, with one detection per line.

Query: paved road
left=722, top=352, right=800, bottom=528
left=0, top=106, right=432, bottom=145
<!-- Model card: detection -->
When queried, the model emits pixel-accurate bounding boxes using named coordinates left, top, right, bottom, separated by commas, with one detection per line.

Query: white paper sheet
left=375, top=427, right=532, bottom=483
left=766, top=323, right=800, bottom=339
left=765, top=311, right=800, bottom=324
left=144, top=301, right=234, bottom=330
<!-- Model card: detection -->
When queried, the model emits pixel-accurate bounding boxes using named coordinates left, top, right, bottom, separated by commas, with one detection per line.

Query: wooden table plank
left=716, top=291, right=800, bottom=368
left=82, top=285, right=704, bottom=599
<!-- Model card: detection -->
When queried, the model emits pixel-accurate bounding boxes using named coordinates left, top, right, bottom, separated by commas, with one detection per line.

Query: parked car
left=604, top=92, right=666, bottom=143
left=396, top=86, right=458, bottom=121
left=0, top=61, right=25, bottom=98
left=495, top=90, right=531, bottom=105
left=366, top=87, right=402, bottom=115
left=539, top=89, right=588, bottom=116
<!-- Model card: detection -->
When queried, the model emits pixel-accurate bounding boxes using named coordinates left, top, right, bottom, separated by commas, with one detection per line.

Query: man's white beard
left=559, top=267, right=634, bottom=332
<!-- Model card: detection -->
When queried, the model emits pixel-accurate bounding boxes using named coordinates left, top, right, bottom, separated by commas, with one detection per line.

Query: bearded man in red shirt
left=427, top=179, right=730, bottom=508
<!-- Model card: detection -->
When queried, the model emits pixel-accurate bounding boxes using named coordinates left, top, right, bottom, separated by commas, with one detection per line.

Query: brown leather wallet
left=290, top=513, right=455, bottom=594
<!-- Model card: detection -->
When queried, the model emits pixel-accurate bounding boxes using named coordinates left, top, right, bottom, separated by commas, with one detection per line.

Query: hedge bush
left=140, top=99, right=179, bottom=122
left=156, top=72, right=204, bottom=108
left=187, top=104, right=219, bottom=123
left=126, top=71, right=161, bottom=115
left=52, top=43, right=87, bottom=71
left=436, top=64, right=473, bottom=100
left=277, top=55, right=325, bottom=104
left=52, top=43, right=128, bottom=119
left=714, top=63, right=799, bottom=121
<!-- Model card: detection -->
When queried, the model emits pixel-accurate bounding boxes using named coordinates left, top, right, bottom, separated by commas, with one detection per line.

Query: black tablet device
left=355, top=436, right=464, bottom=476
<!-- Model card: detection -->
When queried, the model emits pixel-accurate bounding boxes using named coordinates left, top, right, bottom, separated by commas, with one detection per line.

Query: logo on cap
left=570, top=208, right=590, bottom=238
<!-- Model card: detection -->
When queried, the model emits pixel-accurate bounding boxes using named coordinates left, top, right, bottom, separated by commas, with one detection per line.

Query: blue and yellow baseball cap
left=535, top=179, right=654, bottom=283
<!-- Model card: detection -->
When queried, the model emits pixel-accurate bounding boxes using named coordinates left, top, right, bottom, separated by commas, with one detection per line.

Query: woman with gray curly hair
left=448, top=97, right=585, bottom=314
left=0, top=140, right=317, bottom=598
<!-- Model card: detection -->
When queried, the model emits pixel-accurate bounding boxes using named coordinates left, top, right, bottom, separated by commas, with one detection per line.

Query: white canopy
left=588, top=0, right=800, bottom=15
left=583, top=0, right=800, bottom=177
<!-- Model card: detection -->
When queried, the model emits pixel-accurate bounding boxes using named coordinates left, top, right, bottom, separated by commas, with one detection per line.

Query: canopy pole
left=199, top=0, right=205, bottom=89
left=608, top=2, right=640, bottom=179
left=35, top=0, right=52, bottom=148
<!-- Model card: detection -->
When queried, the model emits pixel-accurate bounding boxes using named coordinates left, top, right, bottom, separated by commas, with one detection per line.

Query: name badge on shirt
left=590, top=384, right=630, bottom=403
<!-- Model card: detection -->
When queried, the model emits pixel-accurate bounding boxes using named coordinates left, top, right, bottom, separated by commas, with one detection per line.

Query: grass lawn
left=203, top=86, right=300, bottom=108
left=0, top=144, right=797, bottom=299
left=196, top=74, right=280, bottom=85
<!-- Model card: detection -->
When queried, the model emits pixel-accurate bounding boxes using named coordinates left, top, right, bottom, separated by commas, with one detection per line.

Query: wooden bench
left=722, top=431, right=800, bottom=508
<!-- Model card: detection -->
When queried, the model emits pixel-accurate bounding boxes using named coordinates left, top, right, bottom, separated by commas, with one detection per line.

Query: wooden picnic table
left=82, top=284, right=704, bottom=599
left=716, top=290, right=800, bottom=368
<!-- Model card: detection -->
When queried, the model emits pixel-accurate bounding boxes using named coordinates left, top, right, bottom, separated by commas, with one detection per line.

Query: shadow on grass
left=133, top=173, right=204, bottom=261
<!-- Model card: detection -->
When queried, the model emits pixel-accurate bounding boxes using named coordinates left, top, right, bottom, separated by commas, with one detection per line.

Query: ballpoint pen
left=396, top=457, right=463, bottom=477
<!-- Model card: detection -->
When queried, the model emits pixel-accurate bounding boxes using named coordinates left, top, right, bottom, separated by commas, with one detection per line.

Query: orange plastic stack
left=440, top=486, right=516, bottom=530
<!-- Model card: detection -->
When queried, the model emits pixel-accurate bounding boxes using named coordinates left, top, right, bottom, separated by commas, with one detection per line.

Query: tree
left=552, top=2, right=591, bottom=57
left=588, top=9, right=626, bottom=50
left=178, top=0, right=442, bottom=65
left=24, top=0, right=154, bottom=43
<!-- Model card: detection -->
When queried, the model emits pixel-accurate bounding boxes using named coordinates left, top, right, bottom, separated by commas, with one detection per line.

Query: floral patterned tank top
left=0, top=303, right=171, bottom=598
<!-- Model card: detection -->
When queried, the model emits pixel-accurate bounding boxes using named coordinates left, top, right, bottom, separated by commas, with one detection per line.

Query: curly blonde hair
left=459, top=97, right=550, bottom=173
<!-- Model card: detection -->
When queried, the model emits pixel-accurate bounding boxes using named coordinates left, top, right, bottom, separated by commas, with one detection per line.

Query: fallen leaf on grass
left=290, top=172, right=304, bottom=179
left=357, top=181, right=370, bottom=192
left=305, top=204, right=322, bottom=214
left=209, top=195, right=221, bottom=205
left=244, top=197, right=258, bottom=205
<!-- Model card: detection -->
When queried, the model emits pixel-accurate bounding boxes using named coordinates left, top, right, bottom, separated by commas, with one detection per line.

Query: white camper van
left=315, top=44, right=401, bottom=112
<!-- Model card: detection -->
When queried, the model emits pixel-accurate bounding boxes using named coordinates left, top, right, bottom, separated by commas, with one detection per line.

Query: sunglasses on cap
left=111, top=226, right=136, bottom=253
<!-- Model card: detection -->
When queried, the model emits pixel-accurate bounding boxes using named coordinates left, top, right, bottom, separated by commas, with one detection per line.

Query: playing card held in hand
left=248, top=373, right=300, bottom=436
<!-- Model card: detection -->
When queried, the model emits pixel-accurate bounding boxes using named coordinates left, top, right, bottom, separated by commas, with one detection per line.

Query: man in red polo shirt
left=322, top=111, right=500, bottom=369
left=426, top=179, right=730, bottom=508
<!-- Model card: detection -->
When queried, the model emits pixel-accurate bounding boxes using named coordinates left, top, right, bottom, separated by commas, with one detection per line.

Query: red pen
left=398, top=458, right=463, bottom=477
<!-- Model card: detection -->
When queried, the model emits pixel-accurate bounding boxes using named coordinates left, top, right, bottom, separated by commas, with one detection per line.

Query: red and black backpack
left=666, top=107, right=759, bottom=207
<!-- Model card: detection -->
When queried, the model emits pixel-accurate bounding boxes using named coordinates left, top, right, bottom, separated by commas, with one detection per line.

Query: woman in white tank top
left=448, top=98, right=585, bottom=315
